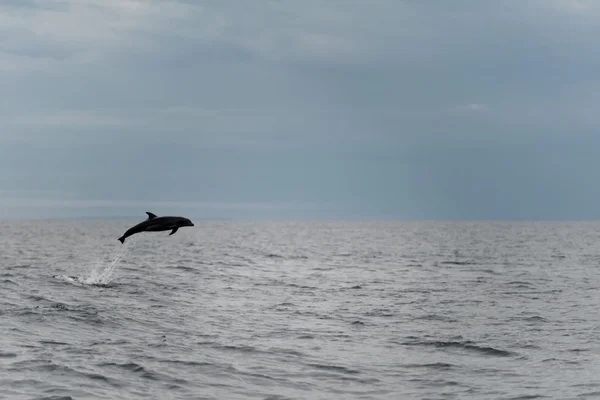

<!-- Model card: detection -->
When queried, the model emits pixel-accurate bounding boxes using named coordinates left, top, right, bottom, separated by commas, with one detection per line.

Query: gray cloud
left=0, top=0, right=599, bottom=219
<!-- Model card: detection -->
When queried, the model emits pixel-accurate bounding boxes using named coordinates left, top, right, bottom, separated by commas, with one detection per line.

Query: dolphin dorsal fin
left=146, top=212, right=157, bottom=220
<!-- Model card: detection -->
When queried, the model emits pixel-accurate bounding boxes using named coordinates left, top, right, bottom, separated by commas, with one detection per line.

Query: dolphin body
left=117, top=212, right=194, bottom=243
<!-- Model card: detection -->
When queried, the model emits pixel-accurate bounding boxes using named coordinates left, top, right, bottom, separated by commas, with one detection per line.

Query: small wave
left=312, top=266, right=334, bottom=271
left=267, top=347, right=304, bottom=357
left=577, top=392, right=600, bottom=398
left=10, top=360, right=121, bottom=387
left=541, top=357, right=579, bottom=365
left=340, top=285, right=363, bottom=290
left=258, top=280, right=317, bottom=290
left=274, top=302, right=295, bottom=307
left=264, top=253, right=308, bottom=260
left=507, top=281, right=534, bottom=287
left=265, top=253, right=285, bottom=259
left=413, top=314, right=458, bottom=322
left=98, top=362, right=144, bottom=372
left=480, top=269, right=501, bottom=275
left=427, top=379, right=463, bottom=387
left=159, top=359, right=213, bottom=367
left=40, top=340, right=69, bottom=346
left=97, top=361, right=183, bottom=382
left=287, top=283, right=317, bottom=289
left=217, top=344, right=258, bottom=353
left=523, top=316, right=547, bottom=323
left=365, top=309, right=393, bottom=317
left=307, top=363, right=360, bottom=374
left=90, top=338, right=129, bottom=346
left=403, top=340, right=513, bottom=357
left=272, top=303, right=295, bottom=312
left=172, top=265, right=197, bottom=272
left=440, top=260, right=475, bottom=265
left=28, top=301, right=106, bottom=326
left=402, top=362, right=456, bottom=370
left=518, top=344, right=541, bottom=350
left=6, top=264, right=31, bottom=270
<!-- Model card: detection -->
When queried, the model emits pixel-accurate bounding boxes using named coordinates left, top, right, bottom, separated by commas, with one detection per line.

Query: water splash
left=55, top=240, right=133, bottom=286
left=81, top=240, right=132, bottom=285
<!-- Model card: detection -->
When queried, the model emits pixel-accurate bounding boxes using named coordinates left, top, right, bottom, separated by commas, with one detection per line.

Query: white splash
left=80, top=240, right=132, bottom=285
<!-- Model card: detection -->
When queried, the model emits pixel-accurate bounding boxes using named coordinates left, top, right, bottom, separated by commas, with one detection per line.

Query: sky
left=1, top=0, right=599, bottom=220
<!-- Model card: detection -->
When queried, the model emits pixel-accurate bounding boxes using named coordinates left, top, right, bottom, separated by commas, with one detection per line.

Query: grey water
left=1, top=220, right=600, bottom=399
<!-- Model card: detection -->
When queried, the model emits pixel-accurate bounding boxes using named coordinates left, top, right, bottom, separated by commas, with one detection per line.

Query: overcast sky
left=1, top=0, right=599, bottom=220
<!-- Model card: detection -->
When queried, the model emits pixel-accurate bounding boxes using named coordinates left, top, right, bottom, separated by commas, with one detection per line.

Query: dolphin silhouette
left=117, top=212, right=194, bottom=243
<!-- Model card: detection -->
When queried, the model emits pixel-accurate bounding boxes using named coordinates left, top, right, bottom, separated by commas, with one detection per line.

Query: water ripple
left=1, top=220, right=599, bottom=399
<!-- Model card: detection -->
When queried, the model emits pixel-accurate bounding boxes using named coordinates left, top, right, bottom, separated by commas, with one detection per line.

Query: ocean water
left=1, top=220, right=600, bottom=399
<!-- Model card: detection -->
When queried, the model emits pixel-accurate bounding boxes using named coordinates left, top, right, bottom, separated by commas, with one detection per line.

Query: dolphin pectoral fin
left=169, top=227, right=179, bottom=236
left=146, top=212, right=157, bottom=220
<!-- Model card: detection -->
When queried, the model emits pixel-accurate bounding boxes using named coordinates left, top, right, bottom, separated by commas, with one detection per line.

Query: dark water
left=1, top=220, right=600, bottom=399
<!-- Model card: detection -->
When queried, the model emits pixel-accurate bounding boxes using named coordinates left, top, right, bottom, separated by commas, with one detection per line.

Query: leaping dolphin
left=117, top=212, right=194, bottom=243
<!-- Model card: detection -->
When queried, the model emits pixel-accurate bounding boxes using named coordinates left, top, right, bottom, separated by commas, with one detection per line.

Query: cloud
left=0, top=0, right=218, bottom=76
left=0, top=50, right=60, bottom=72
left=547, top=0, right=600, bottom=14
left=455, top=104, right=487, bottom=113
left=7, top=109, right=143, bottom=128
left=0, top=189, right=73, bottom=197
left=0, top=197, right=302, bottom=210
left=0, top=0, right=378, bottom=72
left=1, top=0, right=600, bottom=219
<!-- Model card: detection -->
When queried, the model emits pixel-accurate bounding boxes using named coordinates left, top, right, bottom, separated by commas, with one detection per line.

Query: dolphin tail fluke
left=118, top=236, right=125, bottom=244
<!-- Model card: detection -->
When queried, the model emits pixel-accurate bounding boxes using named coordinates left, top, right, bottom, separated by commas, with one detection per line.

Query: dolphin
left=117, top=212, right=194, bottom=243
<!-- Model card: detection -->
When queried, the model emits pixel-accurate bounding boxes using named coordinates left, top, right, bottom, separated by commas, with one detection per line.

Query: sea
left=1, top=219, right=600, bottom=400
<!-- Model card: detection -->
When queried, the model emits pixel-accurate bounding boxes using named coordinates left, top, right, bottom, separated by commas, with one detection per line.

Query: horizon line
left=1, top=216, right=600, bottom=223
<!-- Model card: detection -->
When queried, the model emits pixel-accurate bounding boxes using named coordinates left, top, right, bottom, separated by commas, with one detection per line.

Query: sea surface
left=1, top=220, right=600, bottom=399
